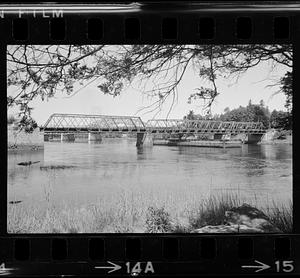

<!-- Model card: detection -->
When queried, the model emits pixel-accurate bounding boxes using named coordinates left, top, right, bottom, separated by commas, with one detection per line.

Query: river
left=7, top=139, right=292, bottom=233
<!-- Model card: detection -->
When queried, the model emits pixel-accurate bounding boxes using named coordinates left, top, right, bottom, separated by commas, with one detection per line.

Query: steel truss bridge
left=146, top=119, right=266, bottom=135
left=42, top=113, right=266, bottom=135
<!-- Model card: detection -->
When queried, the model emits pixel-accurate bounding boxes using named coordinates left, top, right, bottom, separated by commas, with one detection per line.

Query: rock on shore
left=192, top=203, right=281, bottom=233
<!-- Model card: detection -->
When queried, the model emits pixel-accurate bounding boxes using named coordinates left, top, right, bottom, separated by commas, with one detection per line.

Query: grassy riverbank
left=7, top=193, right=292, bottom=234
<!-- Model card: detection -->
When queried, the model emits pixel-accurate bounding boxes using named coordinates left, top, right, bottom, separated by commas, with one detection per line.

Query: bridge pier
left=88, top=132, right=102, bottom=143
left=74, top=133, right=88, bottom=142
left=44, top=134, right=49, bottom=141
left=143, top=133, right=153, bottom=146
left=136, top=132, right=146, bottom=147
left=49, top=133, right=61, bottom=142
left=245, top=134, right=264, bottom=144
left=61, top=133, right=75, bottom=142
left=213, top=133, right=223, bottom=140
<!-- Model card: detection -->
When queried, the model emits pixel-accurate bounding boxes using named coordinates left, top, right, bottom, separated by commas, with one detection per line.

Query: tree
left=270, top=110, right=291, bottom=130
left=224, top=107, right=230, bottom=113
left=280, top=71, right=292, bottom=112
left=7, top=44, right=292, bottom=130
left=259, top=99, right=265, bottom=108
left=220, top=101, right=270, bottom=127
left=184, top=110, right=195, bottom=120
left=248, top=104, right=270, bottom=127
left=183, top=110, right=204, bottom=120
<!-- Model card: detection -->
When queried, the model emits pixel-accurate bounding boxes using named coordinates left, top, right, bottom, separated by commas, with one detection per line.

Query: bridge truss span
left=42, top=113, right=146, bottom=132
left=42, top=114, right=267, bottom=135
left=146, top=119, right=267, bottom=134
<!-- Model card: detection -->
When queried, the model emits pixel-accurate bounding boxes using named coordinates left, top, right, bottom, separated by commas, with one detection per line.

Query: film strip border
left=0, top=12, right=296, bottom=43
left=0, top=235, right=300, bottom=275
left=1, top=4, right=300, bottom=277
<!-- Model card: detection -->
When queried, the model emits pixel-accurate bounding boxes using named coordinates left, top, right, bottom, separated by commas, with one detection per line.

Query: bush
left=145, top=206, right=173, bottom=233
left=188, top=195, right=241, bottom=229
left=263, top=202, right=293, bottom=233
left=188, top=195, right=292, bottom=233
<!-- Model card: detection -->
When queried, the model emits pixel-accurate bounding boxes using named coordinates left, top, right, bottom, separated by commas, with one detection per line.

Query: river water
left=7, top=139, right=292, bottom=233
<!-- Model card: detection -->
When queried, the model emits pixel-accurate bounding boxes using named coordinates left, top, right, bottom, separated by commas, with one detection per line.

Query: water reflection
left=137, top=146, right=145, bottom=157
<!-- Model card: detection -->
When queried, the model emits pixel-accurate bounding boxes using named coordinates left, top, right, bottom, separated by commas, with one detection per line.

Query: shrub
left=145, top=206, right=173, bottom=233
left=188, top=195, right=241, bottom=229
left=263, top=202, right=293, bottom=233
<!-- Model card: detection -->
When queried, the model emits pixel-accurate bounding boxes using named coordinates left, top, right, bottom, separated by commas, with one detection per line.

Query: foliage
left=8, top=189, right=292, bottom=233
left=7, top=114, right=17, bottom=124
left=7, top=45, right=292, bottom=128
left=270, top=110, right=292, bottom=130
left=185, top=99, right=293, bottom=130
left=220, top=101, right=270, bottom=128
left=7, top=113, right=37, bottom=133
left=184, top=110, right=204, bottom=120
left=187, top=195, right=292, bottom=233
left=263, top=201, right=293, bottom=233
left=188, top=195, right=241, bottom=229
left=18, top=115, right=38, bottom=133
left=280, top=71, right=292, bottom=112
left=145, top=206, right=173, bottom=233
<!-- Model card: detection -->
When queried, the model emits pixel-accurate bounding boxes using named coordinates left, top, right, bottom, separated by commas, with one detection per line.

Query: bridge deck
left=42, top=114, right=267, bottom=134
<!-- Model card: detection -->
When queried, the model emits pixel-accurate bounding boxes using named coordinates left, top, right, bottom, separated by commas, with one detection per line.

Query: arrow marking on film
left=95, top=261, right=122, bottom=273
left=0, top=268, right=18, bottom=276
left=241, top=260, right=271, bottom=273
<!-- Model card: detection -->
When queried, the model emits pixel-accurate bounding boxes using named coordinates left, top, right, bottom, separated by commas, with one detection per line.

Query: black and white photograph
left=7, top=44, right=292, bottom=233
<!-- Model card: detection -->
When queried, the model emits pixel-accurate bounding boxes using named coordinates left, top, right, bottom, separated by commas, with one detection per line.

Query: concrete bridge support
left=88, top=132, right=102, bottom=143
left=61, top=133, right=75, bottom=142
left=74, top=133, right=89, bottom=143
left=245, top=134, right=264, bottom=144
left=136, top=132, right=146, bottom=147
left=213, top=133, right=223, bottom=140
left=44, top=134, right=49, bottom=141
left=143, top=133, right=153, bottom=147
left=49, top=133, right=61, bottom=142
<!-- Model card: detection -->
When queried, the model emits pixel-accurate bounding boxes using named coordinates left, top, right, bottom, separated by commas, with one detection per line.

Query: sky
left=7, top=46, right=289, bottom=126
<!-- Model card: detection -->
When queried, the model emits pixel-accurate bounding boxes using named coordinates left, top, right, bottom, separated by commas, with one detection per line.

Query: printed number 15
left=275, top=261, right=294, bottom=273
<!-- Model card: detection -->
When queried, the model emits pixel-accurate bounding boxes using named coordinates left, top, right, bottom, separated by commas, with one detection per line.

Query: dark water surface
left=8, top=139, right=292, bottom=231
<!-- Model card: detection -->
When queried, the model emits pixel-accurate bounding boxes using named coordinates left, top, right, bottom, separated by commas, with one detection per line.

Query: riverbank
left=8, top=125, right=44, bottom=152
left=7, top=192, right=292, bottom=233
left=260, top=129, right=292, bottom=145
left=259, top=135, right=292, bottom=145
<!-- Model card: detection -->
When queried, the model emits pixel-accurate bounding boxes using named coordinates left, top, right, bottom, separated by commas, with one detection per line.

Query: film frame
left=1, top=2, right=300, bottom=277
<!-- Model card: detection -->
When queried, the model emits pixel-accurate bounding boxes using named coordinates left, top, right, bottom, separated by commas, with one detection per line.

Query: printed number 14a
left=126, top=262, right=155, bottom=274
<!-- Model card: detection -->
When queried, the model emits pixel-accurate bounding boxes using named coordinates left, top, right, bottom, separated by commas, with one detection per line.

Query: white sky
left=7, top=46, right=289, bottom=126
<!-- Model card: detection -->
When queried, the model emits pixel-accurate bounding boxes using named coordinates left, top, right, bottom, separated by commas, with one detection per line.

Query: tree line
left=184, top=99, right=292, bottom=130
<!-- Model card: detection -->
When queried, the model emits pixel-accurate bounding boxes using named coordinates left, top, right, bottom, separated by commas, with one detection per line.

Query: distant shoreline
left=259, top=135, right=292, bottom=145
